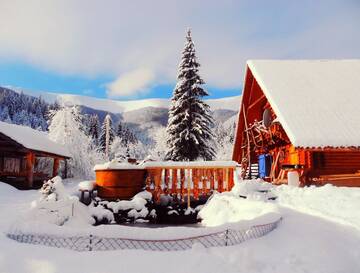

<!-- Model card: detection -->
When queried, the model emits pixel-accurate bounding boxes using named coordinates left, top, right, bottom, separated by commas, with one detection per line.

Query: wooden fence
left=144, top=163, right=237, bottom=205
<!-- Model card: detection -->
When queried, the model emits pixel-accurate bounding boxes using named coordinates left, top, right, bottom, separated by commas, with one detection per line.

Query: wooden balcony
left=144, top=161, right=238, bottom=205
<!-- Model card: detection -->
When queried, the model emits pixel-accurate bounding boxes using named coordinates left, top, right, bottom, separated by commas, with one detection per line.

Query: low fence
left=7, top=218, right=281, bottom=252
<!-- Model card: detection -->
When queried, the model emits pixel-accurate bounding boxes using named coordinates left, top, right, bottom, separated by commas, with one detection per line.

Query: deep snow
left=1, top=180, right=360, bottom=273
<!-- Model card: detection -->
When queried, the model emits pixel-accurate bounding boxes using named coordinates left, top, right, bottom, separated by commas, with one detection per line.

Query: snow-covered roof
left=247, top=59, right=360, bottom=148
left=0, top=121, right=70, bottom=157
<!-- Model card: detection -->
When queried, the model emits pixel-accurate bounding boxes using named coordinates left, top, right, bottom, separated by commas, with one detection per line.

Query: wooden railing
left=144, top=162, right=238, bottom=205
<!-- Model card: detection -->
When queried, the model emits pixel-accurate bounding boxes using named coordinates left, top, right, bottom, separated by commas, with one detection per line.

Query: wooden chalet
left=233, top=60, right=360, bottom=186
left=0, top=121, right=70, bottom=189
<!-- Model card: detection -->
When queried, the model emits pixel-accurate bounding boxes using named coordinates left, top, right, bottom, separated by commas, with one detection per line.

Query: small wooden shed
left=233, top=60, right=360, bottom=186
left=0, top=121, right=70, bottom=189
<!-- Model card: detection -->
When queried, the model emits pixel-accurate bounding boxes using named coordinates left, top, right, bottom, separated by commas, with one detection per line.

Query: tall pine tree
left=165, top=29, right=215, bottom=161
left=99, top=114, right=115, bottom=158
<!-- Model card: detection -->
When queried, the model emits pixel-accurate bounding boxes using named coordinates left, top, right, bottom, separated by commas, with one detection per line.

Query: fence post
left=225, top=229, right=229, bottom=246
left=89, top=234, right=93, bottom=251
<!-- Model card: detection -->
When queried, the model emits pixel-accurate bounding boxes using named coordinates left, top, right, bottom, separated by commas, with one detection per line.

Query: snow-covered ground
left=1, top=180, right=360, bottom=273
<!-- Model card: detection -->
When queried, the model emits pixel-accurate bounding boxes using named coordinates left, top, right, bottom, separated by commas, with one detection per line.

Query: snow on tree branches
left=48, top=106, right=104, bottom=178
left=165, top=29, right=215, bottom=161
left=99, top=114, right=115, bottom=159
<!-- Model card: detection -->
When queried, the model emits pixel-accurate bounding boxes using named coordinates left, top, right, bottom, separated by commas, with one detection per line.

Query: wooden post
left=52, top=158, right=60, bottom=177
left=154, top=170, right=162, bottom=203
left=26, top=152, right=35, bottom=188
left=64, top=159, right=68, bottom=179
left=193, top=169, right=199, bottom=200
left=187, top=169, right=191, bottom=208
left=242, top=107, right=252, bottom=178
left=180, top=169, right=185, bottom=201
left=171, top=169, right=178, bottom=195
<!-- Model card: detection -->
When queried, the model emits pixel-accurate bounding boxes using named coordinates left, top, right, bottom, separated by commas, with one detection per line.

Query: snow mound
left=274, top=183, right=360, bottom=229
left=231, top=178, right=276, bottom=201
left=198, top=191, right=281, bottom=227
left=78, top=180, right=96, bottom=191
left=13, top=177, right=95, bottom=228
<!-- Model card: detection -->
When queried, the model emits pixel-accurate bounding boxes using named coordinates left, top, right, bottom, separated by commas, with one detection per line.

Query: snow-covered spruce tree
left=116, top=122, right=138, bottom=146
left=48, top=106, right=104, bottom=178
left=99, top=114, right=115, bottom=159
left=165, top=30, right=215, bottom=161
left=88, top=114, right=100, bottom=146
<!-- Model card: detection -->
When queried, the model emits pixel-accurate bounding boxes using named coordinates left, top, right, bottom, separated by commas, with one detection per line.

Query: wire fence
left=7, top=218, right=281, bottom=252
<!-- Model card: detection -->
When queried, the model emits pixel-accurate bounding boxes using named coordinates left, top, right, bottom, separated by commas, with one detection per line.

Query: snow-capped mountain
left=17, top=89, right=241, bottom=114
left=2, top=86, right=240, bottom=147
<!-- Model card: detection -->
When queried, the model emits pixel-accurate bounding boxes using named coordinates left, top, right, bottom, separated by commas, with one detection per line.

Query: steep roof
left=247, top=59, right=360, bottom=148
left=0, top=121, right=70, bottom=158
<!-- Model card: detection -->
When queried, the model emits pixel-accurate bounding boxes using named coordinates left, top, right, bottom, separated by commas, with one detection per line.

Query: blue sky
left=0, top=62, right=240, bottom=99
left=0, top=0, right=359, bottom=100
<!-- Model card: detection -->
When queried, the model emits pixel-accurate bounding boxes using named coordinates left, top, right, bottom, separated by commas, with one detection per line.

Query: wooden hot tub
left=95, top=168, right=146, bottom=200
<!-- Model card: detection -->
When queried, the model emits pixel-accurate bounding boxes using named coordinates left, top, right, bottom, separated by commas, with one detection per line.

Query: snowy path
left=1, top=183, right=360, bottom=273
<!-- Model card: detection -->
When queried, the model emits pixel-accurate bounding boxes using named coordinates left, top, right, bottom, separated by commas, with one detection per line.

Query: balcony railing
left=144, top=161, right=238, bottom=205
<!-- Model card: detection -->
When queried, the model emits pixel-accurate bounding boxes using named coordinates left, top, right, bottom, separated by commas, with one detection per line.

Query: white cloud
left=0, top=0, right=359, bottom=95
left=106, top=69, right=155, bottom=97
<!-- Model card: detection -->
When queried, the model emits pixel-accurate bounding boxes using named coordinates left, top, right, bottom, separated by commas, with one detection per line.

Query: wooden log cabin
left=0, top=121, right=70, bottom=189
left=232, top=60, right=360, bottom=186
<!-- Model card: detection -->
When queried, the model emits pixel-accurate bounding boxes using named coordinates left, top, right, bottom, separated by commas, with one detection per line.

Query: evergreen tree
left=116, top=122, right=138, bottom=146
left=99, top=114, right=115, bottom=158
left=0, top=106, right=12, bottom=123
left=88, top=114, right=100, bottom=145
left=165, top=29, right=215, bottom=161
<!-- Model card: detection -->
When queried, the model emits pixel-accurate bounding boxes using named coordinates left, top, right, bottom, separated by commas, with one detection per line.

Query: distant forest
left=0, top=87, right=59, bottom=131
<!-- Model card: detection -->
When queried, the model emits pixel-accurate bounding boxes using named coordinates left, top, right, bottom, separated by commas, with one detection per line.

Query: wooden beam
left=248, top=94, right=266, bottom=110
left=26, top=152, right=35, bottom=188
left=64, top=159, right=68, bottom=178
left=52, top=158, right=60, bottom=177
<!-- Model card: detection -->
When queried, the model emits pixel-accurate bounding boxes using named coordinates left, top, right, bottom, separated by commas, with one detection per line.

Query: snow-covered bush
left=27, top=176, right=95, bottom=227
left=89, top=204, right=115, bottom=225
left=40, top=176, right=67, bottom=201
left=107, top=191, right=154, bottom=223
left=48, top=106, right=105, bottom=179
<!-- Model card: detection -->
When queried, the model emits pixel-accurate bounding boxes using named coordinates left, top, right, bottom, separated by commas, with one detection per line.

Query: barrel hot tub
left=94, top=162, right=146, bottom=200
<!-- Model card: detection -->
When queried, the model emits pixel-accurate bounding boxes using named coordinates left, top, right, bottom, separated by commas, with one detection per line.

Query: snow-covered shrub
left=89, top=204, right=115, bottom=225
left=48, top=106, right=105, bottom=179
left=107, top=191, right=155, bottom=224
left=27, top=176, right=95, bottom=227
left=40, top=176, right=67, bottom=201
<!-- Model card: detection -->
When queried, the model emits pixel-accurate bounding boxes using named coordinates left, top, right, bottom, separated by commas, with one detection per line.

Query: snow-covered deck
left=94, top=160, right=240, bottom=203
